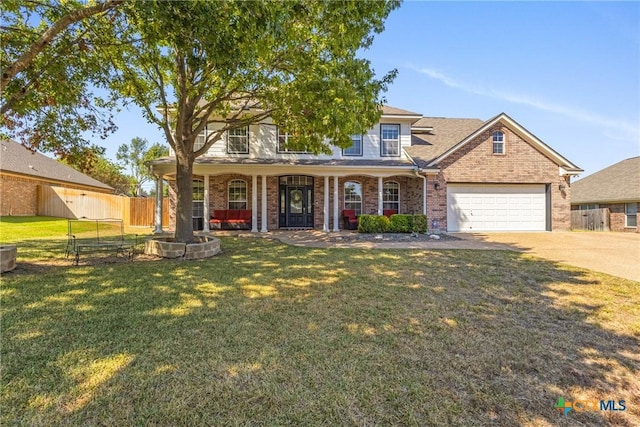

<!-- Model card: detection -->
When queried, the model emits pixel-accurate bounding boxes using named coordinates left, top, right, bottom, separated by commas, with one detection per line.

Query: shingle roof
left=381, top=105, right=423, bottom=117
left=571, top=157, right=640, bottom=204
left=0, top=139, right=113, bottom=191
left=406, top=117, right=484, bottom=167
left=151, top=156, right=416, bottom=168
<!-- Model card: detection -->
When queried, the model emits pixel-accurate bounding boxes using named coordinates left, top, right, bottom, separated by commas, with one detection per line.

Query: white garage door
left=447, top=184, right=547, bottom=232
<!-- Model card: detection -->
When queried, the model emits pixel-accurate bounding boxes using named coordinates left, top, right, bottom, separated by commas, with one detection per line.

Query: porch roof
left=150, top=156, right=419, bottom=179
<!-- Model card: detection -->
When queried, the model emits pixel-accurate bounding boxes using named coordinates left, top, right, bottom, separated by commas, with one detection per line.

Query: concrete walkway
left=213, top=230, right=640, bottom=282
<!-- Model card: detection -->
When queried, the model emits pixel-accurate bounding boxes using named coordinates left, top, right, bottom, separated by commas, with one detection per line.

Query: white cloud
left=411, top=65, right=639, bottom=139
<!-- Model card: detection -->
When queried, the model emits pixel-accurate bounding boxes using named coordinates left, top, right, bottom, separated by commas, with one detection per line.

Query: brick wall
left=0, top=174, right=112, bottom=216
left=166, top=174, right=423, bottom=231
left=426, top=124, right=572, bottom=231
left=600, top=203, right=639, bottom=233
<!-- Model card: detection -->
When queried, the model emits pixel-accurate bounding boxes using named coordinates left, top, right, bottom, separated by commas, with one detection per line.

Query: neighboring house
left=571, top=157, right=639, bottom=232
left=0, top=139, right=113, bottom=216
left=148, top=106, right=582, bottom=233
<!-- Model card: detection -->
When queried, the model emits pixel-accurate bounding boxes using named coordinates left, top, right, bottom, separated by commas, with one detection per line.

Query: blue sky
left=96, top=1, right=639, bottom=182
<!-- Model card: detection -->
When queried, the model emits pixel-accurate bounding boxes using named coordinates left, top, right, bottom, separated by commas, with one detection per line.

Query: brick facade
left=0, top=173, right=112, bottom=216
left=167, top=174, right=423, bottom=231
left=426, top=124, right=572, bottom=231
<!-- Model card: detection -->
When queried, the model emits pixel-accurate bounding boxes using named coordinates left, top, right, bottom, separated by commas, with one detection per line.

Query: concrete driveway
left=460, top=232, right=640, bottom=282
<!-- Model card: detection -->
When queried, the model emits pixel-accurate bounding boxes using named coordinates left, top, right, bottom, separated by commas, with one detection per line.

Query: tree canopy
left=1, top=0, right=122, bottom=154
left=108, top=0, right=399, bottom=242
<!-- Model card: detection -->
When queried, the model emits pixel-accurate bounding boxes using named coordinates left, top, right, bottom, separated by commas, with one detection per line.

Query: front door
left=280, top=185, right=314, bottom=228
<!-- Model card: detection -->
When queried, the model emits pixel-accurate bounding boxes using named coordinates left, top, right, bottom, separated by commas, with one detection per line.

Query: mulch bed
left=329, top=232, right=462, bottom=242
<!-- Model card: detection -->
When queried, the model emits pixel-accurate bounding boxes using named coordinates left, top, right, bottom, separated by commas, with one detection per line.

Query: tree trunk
left=174, top=157, right=195, bottom=243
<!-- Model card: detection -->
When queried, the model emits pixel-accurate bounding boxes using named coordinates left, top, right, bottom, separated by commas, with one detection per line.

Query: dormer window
left=381, top=124, right=400, bottom=157
left=492, top=131, right=505, bottom=155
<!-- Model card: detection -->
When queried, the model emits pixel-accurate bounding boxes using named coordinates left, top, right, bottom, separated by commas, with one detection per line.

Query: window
left=192, top=179, right=204, bottom=218
left=343, top=134, right=363, bottom=156
left=227, top=126, right=249, bottom=154
left=579, top=204, right=598, bottom=210
left=383, top=181, right=399, bottom=212
left=344, top=181, right=362, bottom=215
left=492, top=131, right=505, bottom=154
left=195, top=126, right=208, bottom=153
left=625, top=203, right=637, bottom=227
left=380, top=124, right=400, bottom=156
left=277, top=128, right=309, bottom=153
left=228, top=180, right=247, bottom=210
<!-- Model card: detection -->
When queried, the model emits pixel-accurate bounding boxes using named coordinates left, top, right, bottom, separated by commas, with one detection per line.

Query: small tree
left=116, top=137, right=169, bottom=196
left=109, top=0, right=399, bottom=243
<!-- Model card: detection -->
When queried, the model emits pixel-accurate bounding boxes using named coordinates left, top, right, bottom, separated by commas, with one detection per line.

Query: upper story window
left=194, top=128, right=207, bottom=153
left=625, top=203, right=637, bottom=228
left=383, top=181, right=399, bottom=213
left=277, top=128, right=309, bottom=153
left=228, top=179, right=247, bottom=210
left=227, top=126, right=249, bottom=154
left=492, top=131, right=505, bottom=154
left=380, top=124, right=400, bottom=157
left=344, top=181, right=362, bottom=215
left=343, top=134, right=363, bottom=156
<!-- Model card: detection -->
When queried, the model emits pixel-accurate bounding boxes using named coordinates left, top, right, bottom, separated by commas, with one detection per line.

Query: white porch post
left=323, top=176, right=329, bottom=232
left=153, top=174, right=164, bottom=234
left=251, top=175, right=258, bottom=232
left=260, top=175, right=268, bottom=232
left=333, top=176, right=340, bottom=232
left=422, top=175, right=427, bottom=215
left=203, top=175, right=210, bottom=232
left=378, top=176, right=383, bottom=215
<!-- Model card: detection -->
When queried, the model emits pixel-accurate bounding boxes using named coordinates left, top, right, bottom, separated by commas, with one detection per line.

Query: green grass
left=1, top=217, right=639, bottom=426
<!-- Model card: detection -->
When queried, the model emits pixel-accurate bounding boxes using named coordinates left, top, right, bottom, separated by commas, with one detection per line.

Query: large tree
left=117, top=137, right=169, bottom=196
left=1, top=0, right=122, bottom=154
left=60, top=146, right=130, bottom=194
left=109, top=0, right=399, bottom=243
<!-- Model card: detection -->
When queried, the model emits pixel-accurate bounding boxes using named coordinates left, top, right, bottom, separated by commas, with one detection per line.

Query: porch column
left=333, top=176, right=340, bottom=232
left=422, top=175, right=427, bottom=215
left=251, top=175, right=258, bottom=232
left=378, top=176, right=383, bottom=215
left=203, top=175, right=210, bottom=232
left=323, top=176, right=329, bottom=232
left=260, top=175, right=268, bottom=232
left=153, top=173, right=164, bottom=234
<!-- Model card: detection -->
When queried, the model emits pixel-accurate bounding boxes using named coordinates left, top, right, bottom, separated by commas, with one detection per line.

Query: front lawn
left=1, top=217, right=638, bottom=426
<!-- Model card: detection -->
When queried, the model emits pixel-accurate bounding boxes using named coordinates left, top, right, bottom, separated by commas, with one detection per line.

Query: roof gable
left=0, top=139, right=113, bottom=191
left=572, top=157, right=640, bottom=204
left=425, top=113, right=582, bottom=173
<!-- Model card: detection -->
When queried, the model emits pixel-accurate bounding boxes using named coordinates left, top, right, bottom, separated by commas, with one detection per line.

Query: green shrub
left=357, top=214, right=428, bottom=233
left=410, top=214, right=428, bottom=233
left=358, top=214, right=390, bottom=233
left=389, top=214, right=411, bottom=233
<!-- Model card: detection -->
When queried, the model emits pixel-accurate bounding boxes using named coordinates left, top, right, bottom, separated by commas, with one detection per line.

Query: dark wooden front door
left=280, top=185, right=314, bottom=228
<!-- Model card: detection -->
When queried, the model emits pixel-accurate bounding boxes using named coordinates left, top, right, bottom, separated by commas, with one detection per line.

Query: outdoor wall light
left=434, top=183, right=441, bottom=190
left=559, top=184, right=566, bottom=191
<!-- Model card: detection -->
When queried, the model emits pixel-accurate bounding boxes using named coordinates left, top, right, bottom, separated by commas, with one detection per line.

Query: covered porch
left=149, top=159, right=427, bottom=233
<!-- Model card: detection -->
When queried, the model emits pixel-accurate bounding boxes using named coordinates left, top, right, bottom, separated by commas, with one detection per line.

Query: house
left=148, top=106, right=582, bottom=233
left=0, top=139, right=113, bottom=216
left=571, top=157, right=639, bottom=232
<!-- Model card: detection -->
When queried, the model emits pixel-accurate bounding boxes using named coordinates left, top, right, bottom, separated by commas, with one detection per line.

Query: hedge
left=357, top=214, right=428, bottom=233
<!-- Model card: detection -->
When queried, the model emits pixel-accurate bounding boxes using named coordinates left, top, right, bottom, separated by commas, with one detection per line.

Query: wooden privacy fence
left=571, top=208, right=610, bottom=231
left=37, top=185, right=168, bottom=227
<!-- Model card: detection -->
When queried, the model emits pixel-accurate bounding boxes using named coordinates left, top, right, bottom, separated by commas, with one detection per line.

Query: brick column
left=261, top=175, right=268, bottom=232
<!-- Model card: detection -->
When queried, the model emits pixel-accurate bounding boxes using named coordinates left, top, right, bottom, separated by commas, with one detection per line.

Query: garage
left=446, top=184, right=548, bottom=232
